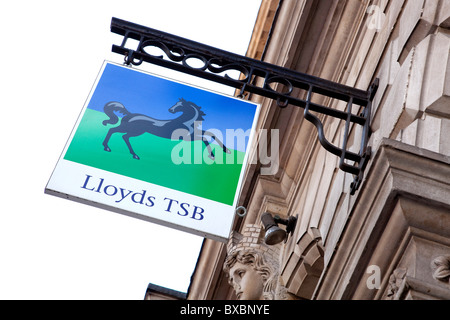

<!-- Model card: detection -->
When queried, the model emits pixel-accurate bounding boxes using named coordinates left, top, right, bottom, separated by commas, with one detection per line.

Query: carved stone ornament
left=431, top=255, right=450, bottom=283
left=223, top=224, right=294, bottom=300
left=385, top=268, right=407, bottom=300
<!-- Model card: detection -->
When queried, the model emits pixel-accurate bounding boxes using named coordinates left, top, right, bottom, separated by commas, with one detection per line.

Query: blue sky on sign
left=87, top=62, right=258, bottom=151
left=0, top=0, right=262, bottom=300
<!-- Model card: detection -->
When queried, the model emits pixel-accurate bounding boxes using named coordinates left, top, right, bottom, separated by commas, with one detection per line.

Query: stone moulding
left=315, top=138, right=450, bottom=300
left=280, top=227, right=324, bottom=299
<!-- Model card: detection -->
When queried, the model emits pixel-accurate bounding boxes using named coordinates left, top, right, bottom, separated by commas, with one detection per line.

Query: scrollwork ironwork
left=140, top=40, right=185, bottom=62
left=207, top=58, right=250, bottom=82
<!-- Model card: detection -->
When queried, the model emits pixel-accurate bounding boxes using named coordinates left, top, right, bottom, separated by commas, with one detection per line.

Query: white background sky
left=0, top=0, right=261, bottom=299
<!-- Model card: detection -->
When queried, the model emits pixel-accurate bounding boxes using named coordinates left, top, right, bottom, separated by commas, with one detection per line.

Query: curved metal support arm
left=110, top=17, right=379, bottom=195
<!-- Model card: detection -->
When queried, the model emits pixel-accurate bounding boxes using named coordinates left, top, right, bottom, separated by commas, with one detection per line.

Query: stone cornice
left=316, top=139, right=450, bottom=299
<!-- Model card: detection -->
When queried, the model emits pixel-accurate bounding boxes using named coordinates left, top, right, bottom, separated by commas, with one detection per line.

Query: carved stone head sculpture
left=223, top=224, right=289, bottom=300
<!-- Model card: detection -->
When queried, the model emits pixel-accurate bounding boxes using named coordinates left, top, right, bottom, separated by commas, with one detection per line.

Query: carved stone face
left=229, top=261, right=264, bottom=300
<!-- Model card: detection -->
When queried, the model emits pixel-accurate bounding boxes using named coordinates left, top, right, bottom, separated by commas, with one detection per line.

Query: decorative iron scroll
left=110, top=17, right=379, bottom=195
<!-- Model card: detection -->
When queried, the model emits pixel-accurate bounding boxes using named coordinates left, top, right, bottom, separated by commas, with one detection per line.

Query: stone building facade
left=187, top=0, right=450, bottom=300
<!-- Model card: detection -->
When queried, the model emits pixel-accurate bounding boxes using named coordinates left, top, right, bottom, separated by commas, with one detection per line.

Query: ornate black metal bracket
left=110, top=17, right=379, bottom=195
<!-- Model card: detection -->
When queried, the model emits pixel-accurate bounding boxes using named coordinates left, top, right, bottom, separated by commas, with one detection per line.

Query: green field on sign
left=64, top=108, right=245, bottom=205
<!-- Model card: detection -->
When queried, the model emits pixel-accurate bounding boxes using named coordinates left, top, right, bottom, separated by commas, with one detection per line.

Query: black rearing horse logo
left=102, top=99, right=230, bottom=160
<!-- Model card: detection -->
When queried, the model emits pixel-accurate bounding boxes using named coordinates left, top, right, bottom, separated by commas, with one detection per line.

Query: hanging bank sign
left=45, top=61, right=260, bottom=242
